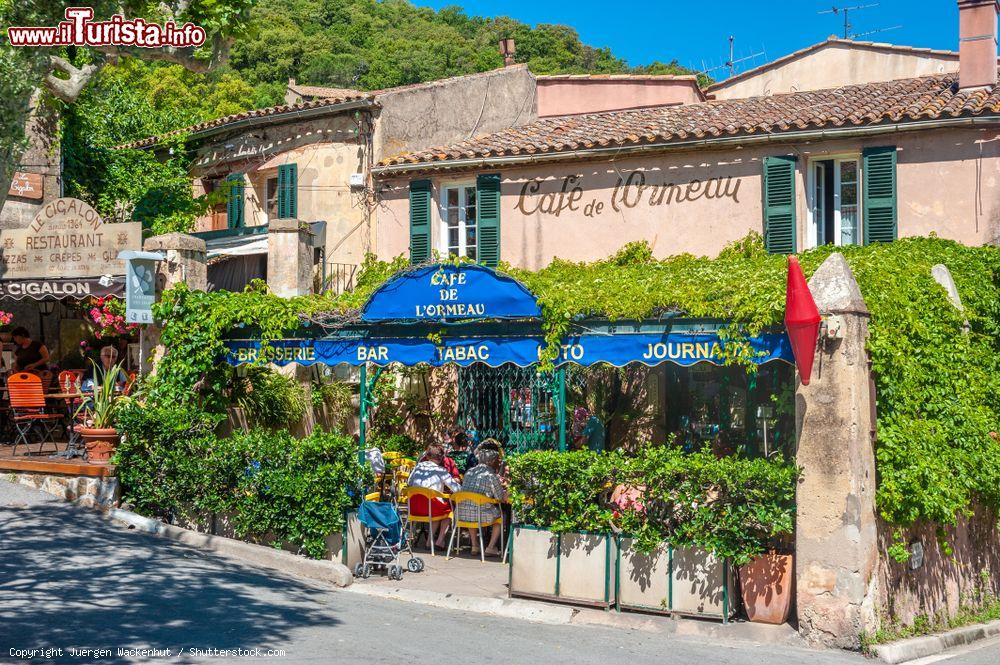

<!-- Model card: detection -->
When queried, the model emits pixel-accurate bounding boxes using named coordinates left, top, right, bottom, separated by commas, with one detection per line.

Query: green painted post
left=557, top=367, right=567, bottom=452
left=358, top=364, right=367, bottom=465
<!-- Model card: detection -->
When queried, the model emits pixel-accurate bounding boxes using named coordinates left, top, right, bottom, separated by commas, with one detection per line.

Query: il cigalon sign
left=0, top=198, right=141, bottom=280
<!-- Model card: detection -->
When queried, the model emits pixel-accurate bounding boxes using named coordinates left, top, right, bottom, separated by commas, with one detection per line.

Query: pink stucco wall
left=535, top=76, right=704, bottom=117
left=375, top=127, right=1000, bottom=268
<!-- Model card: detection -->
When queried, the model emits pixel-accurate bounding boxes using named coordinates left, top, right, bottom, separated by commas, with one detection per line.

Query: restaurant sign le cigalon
left=0, top=197, right=141, bottom=279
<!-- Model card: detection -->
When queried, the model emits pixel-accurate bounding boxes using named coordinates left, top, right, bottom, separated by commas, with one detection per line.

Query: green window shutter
left=277, top=163, right=298, bottom=219
left=409, top=179, right=432, bottom=264
left=762, top=156, right=797, bottom=254
left=476, top=173, right=501, bottom=268
left=863, top=146, right=897, bottom=245
left=226, top=173, right=244, bottom=229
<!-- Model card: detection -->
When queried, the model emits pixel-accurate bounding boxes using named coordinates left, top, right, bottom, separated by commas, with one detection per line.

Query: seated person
left=572, top=407, right=606, bottom=452
left=11, top=326, right=49, bottom=373
left=449, top=429, right=473, bottom=474
left=419, top=438, right=461, bottom=480
left=407, top=444, right=461, bottom=550
left=455, top=446, right=508, bottom=557
left=83, top=346, right=127, bottom=392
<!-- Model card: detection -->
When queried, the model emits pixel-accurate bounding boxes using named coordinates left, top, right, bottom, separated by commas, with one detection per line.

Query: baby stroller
left=354, top=500, right=425, bottom=580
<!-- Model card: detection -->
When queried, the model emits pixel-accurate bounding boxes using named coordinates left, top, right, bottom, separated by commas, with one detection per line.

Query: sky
left=416, top=1, right=961, bottom=76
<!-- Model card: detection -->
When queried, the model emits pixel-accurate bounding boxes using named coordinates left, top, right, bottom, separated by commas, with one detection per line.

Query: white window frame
left=437, top=181, right=478, bottom=259
left=806, top=154, right=864, bottom=249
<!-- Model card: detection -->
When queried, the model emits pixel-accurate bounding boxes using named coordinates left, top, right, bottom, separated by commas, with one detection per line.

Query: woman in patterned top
left=454, top=443, right=507, bottom=557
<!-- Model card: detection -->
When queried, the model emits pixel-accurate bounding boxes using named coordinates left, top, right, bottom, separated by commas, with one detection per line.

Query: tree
left=0, top=0, right=256, bottom=212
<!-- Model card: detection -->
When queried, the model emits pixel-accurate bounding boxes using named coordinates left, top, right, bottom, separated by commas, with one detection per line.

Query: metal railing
left=324, top=262, right=359, bottom=294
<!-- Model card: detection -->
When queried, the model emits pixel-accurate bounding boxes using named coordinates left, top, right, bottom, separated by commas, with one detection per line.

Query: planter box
left=509, top=525, right=613, bottom=608
left=617, top=537, right=736, bottom=621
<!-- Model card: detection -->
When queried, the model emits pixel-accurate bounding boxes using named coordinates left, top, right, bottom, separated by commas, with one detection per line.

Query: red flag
left=784, top=256, right=821, bottom=385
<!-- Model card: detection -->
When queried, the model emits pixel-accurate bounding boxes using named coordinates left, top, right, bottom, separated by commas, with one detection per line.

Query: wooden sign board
left=8, top=172, right=43, bottom=200
left=0, top=197, right=141, bottom=279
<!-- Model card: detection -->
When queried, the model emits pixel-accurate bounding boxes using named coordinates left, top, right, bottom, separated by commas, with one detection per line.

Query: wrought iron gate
left=457, top=364, right=561, bottom=453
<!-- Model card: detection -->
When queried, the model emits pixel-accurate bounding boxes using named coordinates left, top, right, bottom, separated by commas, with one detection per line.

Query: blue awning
left=224, top=332, right=792, bottom=368
left=361, top=264, right=541, bottom=322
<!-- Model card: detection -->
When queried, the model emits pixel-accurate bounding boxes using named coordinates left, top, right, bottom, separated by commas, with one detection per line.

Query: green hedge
left=146, top=236, right=999, bottom=557
left=508, top=447, right=798, bottom=566
left=116, top=403, right=371, bottom=558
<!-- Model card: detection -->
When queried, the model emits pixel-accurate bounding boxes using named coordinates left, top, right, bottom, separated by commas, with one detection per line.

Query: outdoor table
left=46, top=392, right=85, bottom=460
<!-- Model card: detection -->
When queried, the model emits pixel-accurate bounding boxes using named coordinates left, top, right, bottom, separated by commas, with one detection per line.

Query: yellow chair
left=402, top=486, right=452, bottom=556
left=364, top=490, right=381, bottom=502
left=382, top=451, right=404, bottom=462
left=395, top=458, right=416, bottom=472
left=446, top=491, right=504, bottom=562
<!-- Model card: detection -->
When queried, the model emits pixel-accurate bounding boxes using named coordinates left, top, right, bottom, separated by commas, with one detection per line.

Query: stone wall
left=1, top=94, right=61, bottom=230
left=4, top=471, right=119, bottom=510
left=795, top=253, right=879, bottom=649
left=875, top=506, right=1000, bottom=626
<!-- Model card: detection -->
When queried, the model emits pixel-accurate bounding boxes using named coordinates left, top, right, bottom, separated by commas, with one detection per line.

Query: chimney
left=958, top=0, right=999, bottom=89
left=499, top=37, right=516, bottom=67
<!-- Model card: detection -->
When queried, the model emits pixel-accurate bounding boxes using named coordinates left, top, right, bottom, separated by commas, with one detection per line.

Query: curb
left=873, top=619, right=1000, bottom=664
left=343, top=583, right=576, bottom=625
left=345, top=582, right=806, bottom=647
left=107, top=508, right=354, bottom=588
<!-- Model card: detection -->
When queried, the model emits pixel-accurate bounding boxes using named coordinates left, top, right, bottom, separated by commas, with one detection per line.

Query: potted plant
left=611, top=445, right=797, bottom=622
left=507, top=450, right=617, bottom=608
left=75, top=359, right=128, bottom=463
left=737, top=539, right=795, bottom=625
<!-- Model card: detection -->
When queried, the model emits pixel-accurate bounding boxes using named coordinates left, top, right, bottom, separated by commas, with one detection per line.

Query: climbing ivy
left=147, top=234, right=1000, bottom=552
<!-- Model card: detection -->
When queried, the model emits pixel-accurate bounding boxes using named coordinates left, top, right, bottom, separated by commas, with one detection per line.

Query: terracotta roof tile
left=116, top=94, right=375, bottom=150
left=377, top=73, right=1000, bottom=169
left=287, top=83, right=364, bottom=99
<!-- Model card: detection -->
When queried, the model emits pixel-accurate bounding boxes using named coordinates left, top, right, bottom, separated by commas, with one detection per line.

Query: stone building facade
left=1, top=96, right=61, bottom=230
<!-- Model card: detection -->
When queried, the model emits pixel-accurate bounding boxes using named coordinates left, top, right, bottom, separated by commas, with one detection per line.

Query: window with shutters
left=439, top=182, right=478, bottom=261
left=807, top=148, right=897, bottom=247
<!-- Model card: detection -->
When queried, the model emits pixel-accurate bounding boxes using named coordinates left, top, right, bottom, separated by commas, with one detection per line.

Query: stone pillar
left=140, top=233, right=207, bottom=374
left=795, top=253, right=879, bottom=648
left=267, top=219, right=314, bottom=298
left=267, top=219, right=316, bottom=435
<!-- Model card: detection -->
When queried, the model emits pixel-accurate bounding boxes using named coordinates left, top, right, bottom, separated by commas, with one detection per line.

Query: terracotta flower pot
left=739, top=551, right=794, bottom=624
left=78, top=427, right=120, bottom=463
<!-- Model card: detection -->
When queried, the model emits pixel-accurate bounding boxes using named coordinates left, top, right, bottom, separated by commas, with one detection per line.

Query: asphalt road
left=1, top=480, right=997, bottom=665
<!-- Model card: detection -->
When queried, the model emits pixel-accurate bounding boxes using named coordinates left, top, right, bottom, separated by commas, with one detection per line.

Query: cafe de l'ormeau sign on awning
left=0, top=198, right=141, bottom=280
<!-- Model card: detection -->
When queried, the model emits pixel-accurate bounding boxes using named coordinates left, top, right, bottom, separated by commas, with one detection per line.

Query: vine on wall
left=147, top=234, right=1000, bottom=555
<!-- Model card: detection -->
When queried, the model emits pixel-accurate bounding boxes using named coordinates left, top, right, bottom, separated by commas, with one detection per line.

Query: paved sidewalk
left=2, top=480, right=996, bottom=665
left=358, top=549, right=509, bottom=598
left=348, top=543, right=806, bottom=645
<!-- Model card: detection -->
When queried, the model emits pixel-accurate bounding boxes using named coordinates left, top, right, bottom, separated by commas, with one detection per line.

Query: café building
left=372, top=2, right=1000, bottom=263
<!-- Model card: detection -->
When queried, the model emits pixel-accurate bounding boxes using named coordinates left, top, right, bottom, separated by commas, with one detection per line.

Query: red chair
left=8, top=372, right=63, bottom=455
left=57, top=369, right=84, bottom=394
